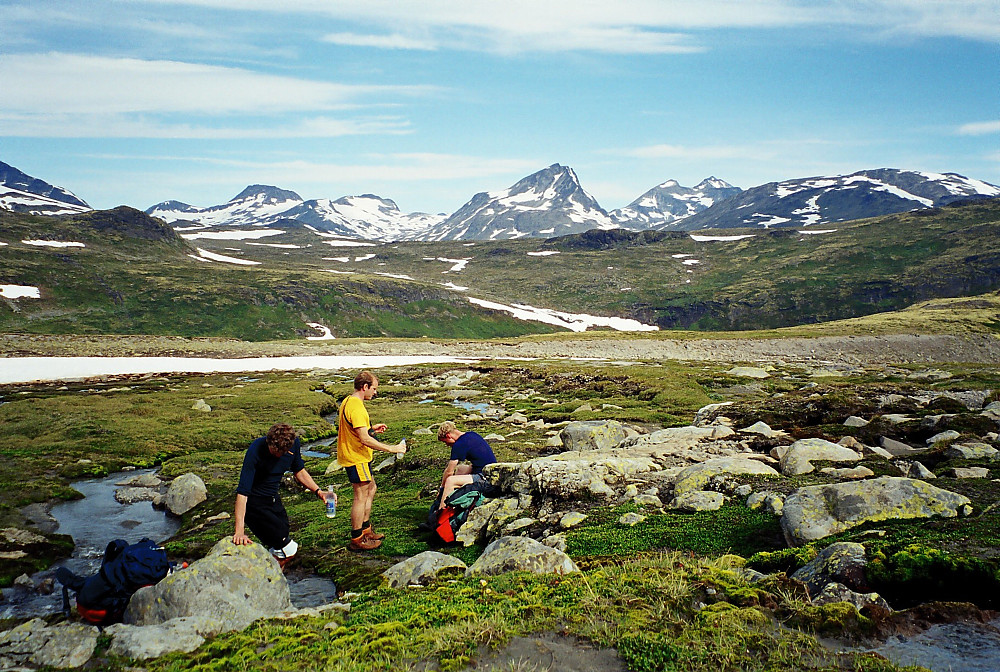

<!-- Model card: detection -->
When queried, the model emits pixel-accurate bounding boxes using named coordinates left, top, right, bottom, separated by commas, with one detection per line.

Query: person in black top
left=436, top=421, right=497, bottom=501
left=232, top=423, right=330, bottom=569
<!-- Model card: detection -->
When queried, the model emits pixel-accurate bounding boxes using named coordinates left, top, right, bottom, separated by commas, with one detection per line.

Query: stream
left=1, top=469, right=336, bottom=620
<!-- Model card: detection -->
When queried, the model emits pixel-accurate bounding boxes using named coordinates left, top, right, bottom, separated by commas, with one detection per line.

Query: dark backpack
left=100, top=538, right=170, bottom=594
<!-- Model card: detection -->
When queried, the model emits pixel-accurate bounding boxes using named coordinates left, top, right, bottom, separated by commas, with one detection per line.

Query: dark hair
left=266, top=423, right=297, bottom=453
left=354, top=371, right=377, bottom=390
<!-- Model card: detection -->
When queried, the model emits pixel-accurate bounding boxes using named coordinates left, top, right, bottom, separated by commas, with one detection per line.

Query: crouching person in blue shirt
left=232, top=423, right=330, bottom=570
left=436, top=421, right=497, bottom=501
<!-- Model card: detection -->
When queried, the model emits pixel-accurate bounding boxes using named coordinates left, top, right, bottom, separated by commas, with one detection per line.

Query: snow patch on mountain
left=611, top=176, right=741, bottom=229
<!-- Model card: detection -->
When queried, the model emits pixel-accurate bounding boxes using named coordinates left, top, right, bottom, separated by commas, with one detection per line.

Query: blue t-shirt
left=450, top=432, right=496, bottom=475
left=236, top=436, right=305, bottom=497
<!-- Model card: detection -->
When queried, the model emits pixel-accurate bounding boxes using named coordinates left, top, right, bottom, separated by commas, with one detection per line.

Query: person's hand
left=371, top=423, right=387, bottom=433
left=232, top=532, right=253, bottom=546
left=395, top=441, right=407, bottom=455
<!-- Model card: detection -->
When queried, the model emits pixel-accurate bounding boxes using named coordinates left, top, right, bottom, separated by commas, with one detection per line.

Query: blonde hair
left=437, top=421, right=457, bottom=442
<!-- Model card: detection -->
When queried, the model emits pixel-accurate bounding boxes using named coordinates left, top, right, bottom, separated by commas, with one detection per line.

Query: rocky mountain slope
left=665, top=169, right=1000, bottom=231
left=419, top=163, right=617, bottom=241
left=611, top=177, right=741, bottom=229
left=0, top=160, right=91, bottom=216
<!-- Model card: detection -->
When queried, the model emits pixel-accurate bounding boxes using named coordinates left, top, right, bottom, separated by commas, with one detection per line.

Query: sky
left=1, top=0, right=998, bottom=215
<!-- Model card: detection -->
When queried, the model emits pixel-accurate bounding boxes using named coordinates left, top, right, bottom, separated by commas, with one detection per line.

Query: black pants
left=245, top=494, right=291, bottom=550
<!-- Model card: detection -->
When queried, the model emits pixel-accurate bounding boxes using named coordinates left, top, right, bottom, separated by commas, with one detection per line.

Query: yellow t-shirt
left=337, top=395, right=372, bottom=466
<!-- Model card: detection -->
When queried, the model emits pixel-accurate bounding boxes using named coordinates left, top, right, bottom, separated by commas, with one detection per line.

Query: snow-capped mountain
left=664, top=169, right=1000, bottom=231
left=420, top=163, right=617, bottom=241
left=611, top=177, right=741, bottom=229
left=0, top=160, right=91, bottom=216
left=147, top=186, right=444, bottom=240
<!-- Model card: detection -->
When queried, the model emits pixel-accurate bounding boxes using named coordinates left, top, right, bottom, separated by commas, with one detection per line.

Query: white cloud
left=132, top=0, right=1000, bottom=49
left=958, top=120, right=1000, bottom=136
left=0, top=53, right=424, bottom=115
left=621, top=143, right=758, bottom=160
left=322, top=32, right=439, bottom=51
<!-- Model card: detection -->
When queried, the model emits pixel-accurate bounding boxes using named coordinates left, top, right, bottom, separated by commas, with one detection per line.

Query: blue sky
left=1, top=1, right=997, bottom=214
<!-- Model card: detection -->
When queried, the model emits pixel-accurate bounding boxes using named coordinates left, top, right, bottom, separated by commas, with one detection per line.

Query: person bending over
left=436, top=421, right=496, bottom=502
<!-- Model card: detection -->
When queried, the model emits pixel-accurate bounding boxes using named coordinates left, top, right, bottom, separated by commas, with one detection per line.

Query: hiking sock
left=351, top=528, right=364, bottom=539
left=361, top=521, right=371, bottom=531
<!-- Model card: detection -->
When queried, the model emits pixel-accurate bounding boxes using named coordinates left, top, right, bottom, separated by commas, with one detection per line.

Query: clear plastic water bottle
left=325, top=485, right=336, bottom=518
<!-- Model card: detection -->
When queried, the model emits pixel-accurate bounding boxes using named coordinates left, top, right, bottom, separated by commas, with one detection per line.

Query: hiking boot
left=363, top=527, right=386, bottom=541
left=349, top=534, right=382, bottom=551
left=274, top=554, right=295, bottom=572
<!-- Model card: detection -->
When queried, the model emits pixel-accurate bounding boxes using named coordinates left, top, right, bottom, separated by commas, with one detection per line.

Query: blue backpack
left=100, top=538, right=171, bottom=593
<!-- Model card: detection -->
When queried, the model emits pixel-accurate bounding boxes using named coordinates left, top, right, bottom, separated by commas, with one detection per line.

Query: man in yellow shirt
left=338, top=371, right=406, bottom=551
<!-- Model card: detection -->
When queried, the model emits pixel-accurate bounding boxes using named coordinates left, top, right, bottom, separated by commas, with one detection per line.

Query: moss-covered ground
left=3, top=356, right=997, bottom=670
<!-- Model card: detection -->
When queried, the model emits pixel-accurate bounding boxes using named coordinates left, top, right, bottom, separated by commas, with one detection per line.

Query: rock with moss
left=383, top=551, right=467, bottom=589
left=466, top=536, right=579, bottom=577
left=893, top=460, right=936, bottom=479
left=812, top=582, right=890, bottom=612
left=558, top=420, right=629, bottom=451
left=945, top=443, right=998, bottom=460
left=164, top=472, right=207, bottom=516
left=125, top=537, right=291, bottom=633
left=672, top=457, right=780, bottom=497
left=950, top=466, right=990, bottom=479
left=820, top=466, right=875, bottom=480
left=781, top=477, right=972, bottom=545
left=779, top=438, right=860, bottom=476
left=106, top=616, right=215, bottom=660
left=455, top=497, right=523, bottom=547
left=0, top=618, right=99, bottom=669
left=791, top=542, right=869, bottom=596
left=671, top=491, right=725, bottom=512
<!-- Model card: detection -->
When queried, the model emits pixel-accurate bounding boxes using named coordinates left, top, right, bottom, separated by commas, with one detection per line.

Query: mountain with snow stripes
left=610, top=177, right=741, bottom=229
left=0, top=160, right=91, bottom=216
left=663, top=169, right=1000, bottom=231
left=419, top=164, right=617, bottom=241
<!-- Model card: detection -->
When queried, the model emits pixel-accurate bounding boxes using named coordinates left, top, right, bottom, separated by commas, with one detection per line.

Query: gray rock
left=735, top=484, right=753, bottom=498
left=781, top=477, right=971, bottom=545
left=540, top=533, right=568, bottom=551
left=412, top=427, right=433, bottom=436
left=115, top=486, right=160, bottom=504
left=455, top=498, right=522, bottom=547
left=106, top=617, right=214, bottom=660
left=483, top=433, right=506, bottom=442
left=861, top=444, right=894, bottom=460
left=672, top=457, right=780, bottom=496
left=633, top=494, right=663, bottom=508
left=694, top=402, right=734, bottom=426
left=813, top=582, right=890, bottom=612
left=558, top=420, right=629, bottom=452
left=844, top=416, right=869, bottom=428
left=880, top=436, right=928, bottom=457
left=820, top=466, right=875, bottom=480
left=740, top=421, right=782, bottom=438
left=558, top=512, right=588, bottom=529
left=893, top=460, right=936, bottom=479
left=164, top=472, right=207, bottom=516
left=466, top=536, right=579, bottom=577
left=125, top=537, right=291, bottom=633
left=950, top=467, right=990, bottom=479
left=945, top=443, right=999, bottom=460
left=780, top=438, right=860, bottom=476
left=791, top=542, right=868, bottom=595
left=504, top=517, right=536, bottom=532
left=191, top=399, right=211, bottom=412
left=764, top=492, right=785, bottom=516
left=882, top=414, right=914, bottom=425
left=506, top=412, right=529, bottom=425
left=116, top=473, right=163, bottom=488
left=671, top=491, right=724, bottom=512
left=926, top=430, right=961, bottom=445
left=382, top=551, right=467, bottom=589
left=726, top=366, right=770, bottom=379
left=619, top=512, right=646, bottom=526
left=0, top=618, right=99, bottom=669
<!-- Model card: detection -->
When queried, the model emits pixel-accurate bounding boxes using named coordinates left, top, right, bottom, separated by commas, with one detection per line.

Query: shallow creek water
left=861, top=618, right=1000, bottom=672
left=2, top=469, right=335, bottom=620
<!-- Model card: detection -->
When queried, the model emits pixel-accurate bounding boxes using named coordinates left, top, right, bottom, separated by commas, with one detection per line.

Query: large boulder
left=0, top=618, right=99, bottom=669
left=164, top=472, right=207, bottom=516
left=455, top=498, right=525, bottom=547
left=672, top=457, right=780, bottom=496
left=124, top=537, right=291, bottom=633
left=466, top=536, right=579, bottom=577
left=383, top=551, right=467, bottom=588
left=781, top=477, right=972, bottom=545
left=779, top=438, right=860, bottom=476
left=558, top=420, right=630, bottom=451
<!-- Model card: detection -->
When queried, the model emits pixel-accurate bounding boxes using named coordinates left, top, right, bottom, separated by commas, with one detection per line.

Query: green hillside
left=2, top=199, right=999, bottom=339
left=0, top=208, right=556, bottom=340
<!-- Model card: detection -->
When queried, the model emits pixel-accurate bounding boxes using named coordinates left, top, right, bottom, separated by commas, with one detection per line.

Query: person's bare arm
left=440, top=459, right=459, bottom=491
left=294, top=469, right=330, bottom=503
left=232, top=494, right=252, bottom=545
left=356, top=426, right=406, bottom=454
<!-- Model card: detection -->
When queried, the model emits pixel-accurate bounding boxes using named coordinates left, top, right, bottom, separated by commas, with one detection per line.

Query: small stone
left=559, top=512, right=588, bottom=529
left=950, top=467, right=990, bottom=479
left=927, top=430, right=961, bottom=445
left=844, top=416, right=869, bottom=427
left=619, top=512, right=646, bottom=526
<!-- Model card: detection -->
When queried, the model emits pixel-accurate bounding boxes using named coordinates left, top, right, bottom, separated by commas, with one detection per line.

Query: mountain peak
left=230, top=184, right=302, bottom=203
left=696, top=176, right=736, bottom=190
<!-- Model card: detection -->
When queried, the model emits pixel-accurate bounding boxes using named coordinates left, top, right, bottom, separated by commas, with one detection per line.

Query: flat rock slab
left=383, top=551, right=467, bottom=588
left=780, top=438, right=860, bottom=476
left=672, top=457, right=780, bottom=496
left=781, top=476, right=971, bottom=545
